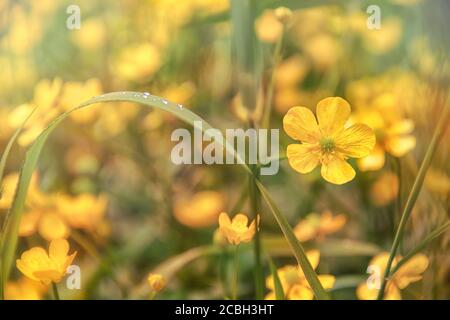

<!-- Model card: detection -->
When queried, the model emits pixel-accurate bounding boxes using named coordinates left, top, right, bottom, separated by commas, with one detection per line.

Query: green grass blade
left=391, top=220, right=450, bottom=276
left=255, top=179, right=329, bottom=300
left=0, top=107, right=37, bottom=190
left=0, top=106, right=36, bottom=299
left=268, top=256, right=284, bottom=300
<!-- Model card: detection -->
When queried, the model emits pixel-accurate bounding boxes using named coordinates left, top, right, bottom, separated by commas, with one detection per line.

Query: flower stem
left=249, top=167, right=264, bottom=299
left=52, top=282, right=60, bottom=300
left=262, top=30, right=284, bottom=129
left=377, top=98, right=450, bottom=300
left=232, top=245, right=240, bottom=300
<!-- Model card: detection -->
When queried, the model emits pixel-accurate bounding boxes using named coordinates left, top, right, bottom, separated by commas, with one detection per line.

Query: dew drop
left=162, top=99, right=168, bottom=105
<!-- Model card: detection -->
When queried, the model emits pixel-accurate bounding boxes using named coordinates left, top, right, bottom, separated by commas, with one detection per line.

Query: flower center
left=320, top=137, right=335, bottom=153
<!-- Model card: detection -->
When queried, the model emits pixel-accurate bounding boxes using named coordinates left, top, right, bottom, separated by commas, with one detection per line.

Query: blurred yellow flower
left=362, top=18, right=402, bottom=55
left=147, top=273, right=166, bottom=292
left=370, top=172, right=399, bottom=206
left=5, top=277, right=47, bottom=300
left=71, top=18, right=106, bottom=50
left=294, top=210, right=346, bottom=242
left=16, top=239, right=77, bottom=285
left=60, top=78, right=103, bottom=123
left=265, top=250, right=335, bottom=300
left=425, top=169, right=450, bottom=197
left=8, top=78, right=63, bottom=146
left=255, top=10, right=283, bottom=43
left=0, top=172, right=45, bottom=209
left=174, top=191, right=225, bottom=228
left=56, top=193, right=108, bottom=232
left=218, top=212, right=259, bottom=245
left=283, top=97, right=376, bottom=184
left=357, top=252, right=429, bottom=300
left=275, top=55, right=309, bottom=89
left=355, top=107, right=416, bottom=171
left=302, top=34, right=342, bottom=70
left=115, top=43, right=161, bottom=82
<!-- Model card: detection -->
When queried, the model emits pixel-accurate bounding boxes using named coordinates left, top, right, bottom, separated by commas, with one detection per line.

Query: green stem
left=249, top=168, right=264, bottom=299
left=232, top=245, right=240, bottom=300
left=262, top=30, right=284, bottom=129
left=377, top=99, right=450, bottom=300
left=255, top=179, right=329, bottom=300
left=52, top=282, right=60, bottom=300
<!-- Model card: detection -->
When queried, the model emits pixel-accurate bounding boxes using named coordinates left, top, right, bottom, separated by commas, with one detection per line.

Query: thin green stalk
left=377, top=99, right=450, bottom=300
left=268, top=256, right=284, bottom=300
left=230, top=180, right=249, bottom=214
left=255, top=179, right=329, bottom=300
left=249, top=167, right=264, bottom=299
left=52, top=282, right=60, bottom=300
left=391, top=220, right=450, bottom=276
left=231, top=245, right=240, bottom=300
left=262, top=30, right=284, bottom=129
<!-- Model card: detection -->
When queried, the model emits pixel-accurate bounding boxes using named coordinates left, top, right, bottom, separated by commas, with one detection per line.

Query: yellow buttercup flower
left=355, top=107, right=416, bottom=172
left=16, top=239, right=77, bottom=285
left=173, top=191, right=225, bottom=228
left=255, top=10, right=283, bottom=43
left=5, top=277, right=47, bottom=300
left=218, top=212, right=259, bottom=245
left=147, top=273, right=166, bottom=292
left=357, top=252, right=429, bottom=300
left=265, top=250, right=335, bottom=300
left=56, top=193, right=108, bottom=232
left=294, top=210, right=346, bottom=242
left=283, top=97, right=376, bottom=184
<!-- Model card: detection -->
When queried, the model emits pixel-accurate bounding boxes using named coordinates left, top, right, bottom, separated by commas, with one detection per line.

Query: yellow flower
left=294, top=210, right=346, bottom=242
left=174, top=191, right=225, bottom=228
left=218, top=212, right=259, bottom=245
left=59, top=78, right=103, bottom=123
left=370, top=172, right=399, bottom=206
left=255, top=10, right=283, bottom=43
left=115, top=43, right=161, bottom=82
left=265, top=250, right=335, bottom=300
left=71, top=18, right=106, bottom=50
left=16, top=239, right=77, bottom=285
left=5, top=277, right=47, bottom=300
left=147, top=273, right=166, bottom=292
left=283, top=97, right=376, bottom=184
left=8, top=78, right=63, bottom=146
left=355, top=107, right=416, bottom=171
left=56, top=193, right=108, bottom=232
left=357, top=252, right=429, bottom=300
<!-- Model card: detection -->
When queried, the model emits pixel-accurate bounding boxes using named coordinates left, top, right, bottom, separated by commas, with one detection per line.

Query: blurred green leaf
left=268, top=256, right=285, bottom=300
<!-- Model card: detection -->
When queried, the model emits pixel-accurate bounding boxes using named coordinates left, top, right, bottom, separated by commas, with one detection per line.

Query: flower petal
left=385, top=135, right=416, bottom=157
left=286, top=144, right=320, bottom=174
left=317, top=274, right=335, bottom=289
left=321, top=157, right=356, bottom=185
left=316, top=97, right=351, bottom=136
left=232, top=214, right=249, bottom=227
left=218, top=212, right=231, bottom=228
left=49, top=239, right=69, bottom=265
left=288, top=284, right=314, bottom=300
left=394, top=253, right=429, bottom=289
left=334, top=123, right=376, bottom=158
left=283, top=107, right=320, bottom=143
left=357, top=144, right=385, bottom=171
